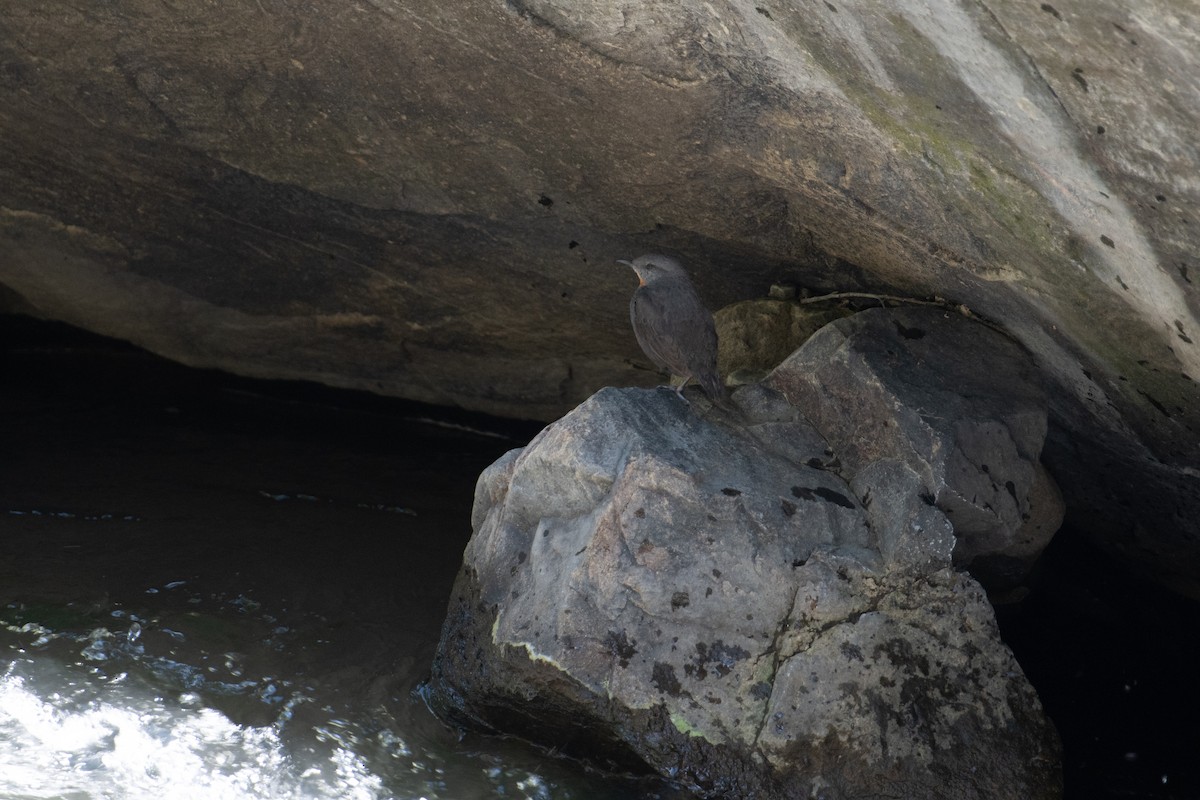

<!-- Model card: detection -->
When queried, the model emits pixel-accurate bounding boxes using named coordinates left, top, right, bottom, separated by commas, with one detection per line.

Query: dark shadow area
left=997, top=529, right=1200, bottom=799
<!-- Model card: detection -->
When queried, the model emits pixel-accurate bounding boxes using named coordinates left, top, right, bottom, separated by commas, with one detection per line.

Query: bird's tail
left=699, top=370, right=732, bottom=411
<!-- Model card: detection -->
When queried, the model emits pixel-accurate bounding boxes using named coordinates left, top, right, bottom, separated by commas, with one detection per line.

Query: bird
left=618, top=254, right=726, bottom=405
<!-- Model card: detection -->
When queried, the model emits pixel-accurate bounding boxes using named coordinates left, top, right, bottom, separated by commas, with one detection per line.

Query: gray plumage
left=619, top=254, right=725, bottom=404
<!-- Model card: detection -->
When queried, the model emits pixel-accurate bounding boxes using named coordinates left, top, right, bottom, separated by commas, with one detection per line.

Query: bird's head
left=617, top=254, right=687, bottom=286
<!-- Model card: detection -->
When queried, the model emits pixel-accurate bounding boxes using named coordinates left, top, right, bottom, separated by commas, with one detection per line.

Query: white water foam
left=0, top=664, right=387, bottom=800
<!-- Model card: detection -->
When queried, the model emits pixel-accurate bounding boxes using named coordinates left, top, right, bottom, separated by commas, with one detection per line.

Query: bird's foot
left=656, top=384, right=691, bottom=405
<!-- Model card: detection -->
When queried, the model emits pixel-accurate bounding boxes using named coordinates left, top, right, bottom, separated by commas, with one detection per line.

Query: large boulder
left=431, top=360, right=1063, bottom=797
left=767, top=306, right=1064, bottom=592
left=1, top=1, right=1197, bottom=587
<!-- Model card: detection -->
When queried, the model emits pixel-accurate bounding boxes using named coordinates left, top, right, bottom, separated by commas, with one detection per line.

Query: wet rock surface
left=430, top=311, right=1065, bottom=799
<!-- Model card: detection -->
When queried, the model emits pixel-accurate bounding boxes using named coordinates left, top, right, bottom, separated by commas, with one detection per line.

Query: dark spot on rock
left=671, top=591, right=690, bottom=610
left=837, top=681, right=861, bottom=701
left=755, top=5, right=773, bottom=19
left=1179, top=264, right=1191, bottom=284
left=542, top=528, right=550, bottom=537
left=880, top=675, right=896, bottom=688
left=1100, top=234, right=1115, bottom=248
left=1139, top=390, right=1172, bottom=418
left=1005, top=480, right=1018, bottom=502
left=1156, top=194, right=1167, bottom=202
left=874, top=638, right=930, bottom=676
left=818, top=487, right=855, bottom=508
left=705, top=587, right=713, bottom=597
left=793, top=486, right=856, bottom=509
left=692, top=640, right=751, bottom=679
left=1040, top=3, right=1061, bottom=19
left=634, top=507, right=645, bottom=518
left=537, top=194, right=553, bottom=206
left=751, top=681, right=772, bottom=700
left=919, top=491, right=936, bottom=506
left=1097, top=125, right=1106, bottom=134
left=840, top=642, right=864, bottom=662
left=574, top=545, right=587, bottom=556
left=893, top=321, right=926, bottom=339
left=721, top=487, right=742, bottom=496
left=791, top=557, right=807, bottom=568
left=824, top=1, right=838, bottom=11
left=1175, top=320, right=1193, bottom=344
left=781, top=499, right=796, bottom=517
left=606, top=630, right=637, bottom=667
left=567, top=240, right=579, bottom=248
left=836, top=567, right=849, bottom=581
left=651, top=662, right=683, bottom=696
left=517, top=551, right=527, bottom=564
left=806, top=457, right=825, bottom=469
left=981, top=463, right=990, bottom=473
left=1072, top=69, right=1089, bottom=92
left=712, top=568, right=722, bottom=578
left=1082, top=368, right=1092, bottom=379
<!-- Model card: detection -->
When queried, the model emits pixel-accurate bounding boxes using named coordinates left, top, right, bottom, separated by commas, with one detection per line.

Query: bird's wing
left=676, top=296, right=719, bottom=373
left=630, top=288, right=690, bottom=376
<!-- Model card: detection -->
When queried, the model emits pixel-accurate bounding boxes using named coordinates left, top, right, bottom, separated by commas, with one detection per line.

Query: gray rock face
left=1, top=0, right=1198, bottom=592
left=431, top=375, right=1062, bottom=797
left=767, top=307, right=1064, bottom=589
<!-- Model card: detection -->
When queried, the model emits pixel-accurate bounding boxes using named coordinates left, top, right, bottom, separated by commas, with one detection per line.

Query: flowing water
left=0, top=320, right=683, bottom=800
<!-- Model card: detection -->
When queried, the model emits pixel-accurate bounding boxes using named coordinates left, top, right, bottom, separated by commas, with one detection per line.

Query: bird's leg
left=673, top=376, right=693, bottom=403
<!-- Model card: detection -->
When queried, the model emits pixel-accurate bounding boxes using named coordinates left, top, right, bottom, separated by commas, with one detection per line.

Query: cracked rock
left=429, top=368, right=1062, bottom=798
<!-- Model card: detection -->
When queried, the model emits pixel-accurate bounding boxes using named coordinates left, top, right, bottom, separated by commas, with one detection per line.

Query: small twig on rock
left=800, top=291, right=955, bottom=311
left=798, top=291, right=1018, bottom=339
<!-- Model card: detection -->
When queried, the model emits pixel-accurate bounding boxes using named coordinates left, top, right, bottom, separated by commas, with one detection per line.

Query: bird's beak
left=617, top=259, right=644, bottom=285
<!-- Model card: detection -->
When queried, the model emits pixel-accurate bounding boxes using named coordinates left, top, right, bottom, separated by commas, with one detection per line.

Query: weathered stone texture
left=1, top=0, right=1197, bottom=587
